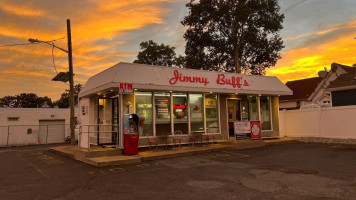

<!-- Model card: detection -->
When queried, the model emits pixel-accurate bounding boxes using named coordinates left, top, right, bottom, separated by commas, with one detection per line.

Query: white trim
left=326, top=85, right=356, bottom=92
left=170, top=92, right=174, bottom=134
left=152, top=92, right=156, bottom=137
left=203, top=94, right=207, bottom=134
left=187, top=94, right=191, bottom=135
left=218, top=94, right=221, bottom=135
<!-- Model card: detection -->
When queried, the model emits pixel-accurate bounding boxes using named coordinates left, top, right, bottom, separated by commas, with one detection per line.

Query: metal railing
left=0, top=124, right=71, bottom=147
left=78, top=124, right=119, bottom=150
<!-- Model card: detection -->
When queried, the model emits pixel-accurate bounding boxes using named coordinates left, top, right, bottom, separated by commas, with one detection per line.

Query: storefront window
left=205, top=94, right=219, bottom=133
left=155, top=92, right=171, bottom=136
left=135, top=91, right=153, bottom=136
left=190, top=94, right=204, bottom=133
left=248, top=96, right=259, bottom=121
left=173, top=93, right=188, bottom=134
left=260, top=96, right=271, bottom=130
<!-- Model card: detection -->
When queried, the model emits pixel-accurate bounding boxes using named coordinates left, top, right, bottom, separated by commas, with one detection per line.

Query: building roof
left=327, top=72, right=356, bottom=90
left=336, top=63, right=356, bottom=73
left=79, top=62, right=292, bottom=98
left=279, top=77, right=323, bottom=101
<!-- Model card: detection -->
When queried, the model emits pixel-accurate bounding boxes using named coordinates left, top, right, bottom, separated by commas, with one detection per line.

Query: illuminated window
left=205, top=94, right=219, bottom=133
left=135, top=91, right=153, bottom=136
left=173, top=93, right=188, bottom=134
left=155, top=92, right=171, bottom=136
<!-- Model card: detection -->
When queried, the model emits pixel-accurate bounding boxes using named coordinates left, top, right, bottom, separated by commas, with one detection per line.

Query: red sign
left=119, top=83, right=133, bottom=94
left=216, top=74, right=249, bottom=88
left=169, top=70, right=209, bottom=86
left=168, top=69, right=249, bottom=88
left=173, top=105, right=186, bottom=109
left=250, top=121, right=261, bottom=139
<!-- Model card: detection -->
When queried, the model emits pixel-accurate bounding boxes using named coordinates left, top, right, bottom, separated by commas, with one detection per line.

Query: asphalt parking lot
left=1, top=143, right=356, bottom=200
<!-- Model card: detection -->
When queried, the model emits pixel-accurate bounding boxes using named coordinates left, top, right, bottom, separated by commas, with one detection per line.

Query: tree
left=0, top=93, right=53, bottom=108
left=181, top=0, right=284, bottom=75
left=134, top=40, right=182, bottom=67
left=54, top=84, right=82, bottom=108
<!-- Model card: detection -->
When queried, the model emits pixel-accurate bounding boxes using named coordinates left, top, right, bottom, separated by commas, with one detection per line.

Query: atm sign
left=119, top=83, right=133, bottom=94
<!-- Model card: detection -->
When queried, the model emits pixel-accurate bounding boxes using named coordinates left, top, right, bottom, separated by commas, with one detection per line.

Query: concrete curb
left=49, top=139, right=297, bottom=167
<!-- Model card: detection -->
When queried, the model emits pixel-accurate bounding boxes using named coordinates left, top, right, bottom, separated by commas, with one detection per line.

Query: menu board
left=156, top=98, right=170, bottom=118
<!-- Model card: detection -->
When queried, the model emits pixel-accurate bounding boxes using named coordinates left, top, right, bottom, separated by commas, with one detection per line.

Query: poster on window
left=205, top=98, right=216, bottom=108
left=156, top=98, right=170, bottom=118
left=250, top=121, right=261, bottom=139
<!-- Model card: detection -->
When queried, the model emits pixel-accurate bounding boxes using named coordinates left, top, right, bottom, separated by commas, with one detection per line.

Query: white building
left=78, top=62, right=292, bottom=148
left=0, top=108, right=71, bottom=146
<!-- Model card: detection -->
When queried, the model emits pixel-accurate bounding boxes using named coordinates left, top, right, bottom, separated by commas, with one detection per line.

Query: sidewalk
left=49, top=138, right=296, bottom=167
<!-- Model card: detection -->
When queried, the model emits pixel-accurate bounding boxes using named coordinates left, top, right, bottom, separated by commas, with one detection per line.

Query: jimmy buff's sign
left=169, top=70, right=250, bottom=89
left=119, top=83, right=133, bottom=94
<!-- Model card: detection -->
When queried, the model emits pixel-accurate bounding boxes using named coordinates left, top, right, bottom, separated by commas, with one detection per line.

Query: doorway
left=227, top=99, right=250, bottom=137
left=97, top=97, right=119, bottom=145
left=227, top=99, right=241, bottom=137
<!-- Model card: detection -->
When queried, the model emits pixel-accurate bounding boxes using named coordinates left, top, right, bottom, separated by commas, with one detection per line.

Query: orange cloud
left=267, top=20, right=356, bottom=83
left=0, top=2, right=45, bottom=17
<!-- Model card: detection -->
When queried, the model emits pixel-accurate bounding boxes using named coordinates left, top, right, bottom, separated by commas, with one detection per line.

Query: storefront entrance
left=227, top=99, right=249, bottom=137
left=97, top=97, right=119, bottom=145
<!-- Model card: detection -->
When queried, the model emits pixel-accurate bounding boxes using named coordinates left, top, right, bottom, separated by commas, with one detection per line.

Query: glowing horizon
left=0, top=0, right=356, bottom=100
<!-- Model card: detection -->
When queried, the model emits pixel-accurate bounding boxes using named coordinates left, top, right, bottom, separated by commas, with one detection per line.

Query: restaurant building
left=78, top=62, right=292, bottom=148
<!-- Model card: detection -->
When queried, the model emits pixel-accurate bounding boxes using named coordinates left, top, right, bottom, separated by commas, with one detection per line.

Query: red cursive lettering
left=169, top=70, right=209, bottom=86
left=216, top=74, right=249, bottom=88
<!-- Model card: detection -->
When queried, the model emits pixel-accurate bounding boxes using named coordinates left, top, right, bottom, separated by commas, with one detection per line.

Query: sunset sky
left=1, top=0, right=356, bottom=100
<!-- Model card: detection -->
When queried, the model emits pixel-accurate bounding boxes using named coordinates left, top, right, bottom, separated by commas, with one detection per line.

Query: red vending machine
left=123, top=114, right=139, bottom=155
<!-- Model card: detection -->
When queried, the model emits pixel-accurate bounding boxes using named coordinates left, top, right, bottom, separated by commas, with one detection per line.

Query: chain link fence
left=0, top=124, right=71, bottom=147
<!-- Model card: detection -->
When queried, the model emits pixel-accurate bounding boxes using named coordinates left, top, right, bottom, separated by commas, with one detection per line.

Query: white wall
left=0, top=108, right=71, bottom=146
left=280, top=105, right=356, bottom=139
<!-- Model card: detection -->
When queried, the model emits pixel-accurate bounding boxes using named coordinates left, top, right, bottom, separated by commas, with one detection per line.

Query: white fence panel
left=280, top=105, right=356, bottom=139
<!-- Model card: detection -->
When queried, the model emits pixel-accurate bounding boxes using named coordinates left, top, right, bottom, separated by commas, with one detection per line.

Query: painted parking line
left=136, top=163, right=150, bottom=168
left=37, top=154, right=63, bottom=165
left=89, top=170, right=105, bottom=175
left=16, top=152, right=50, bottom=179
left=109, top=167, right=126, bottom=173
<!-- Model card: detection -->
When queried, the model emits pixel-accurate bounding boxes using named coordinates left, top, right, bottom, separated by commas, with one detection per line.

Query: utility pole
left=67, top=19, right=75, bottom=145
left=28, top=19, right=76, bottom=145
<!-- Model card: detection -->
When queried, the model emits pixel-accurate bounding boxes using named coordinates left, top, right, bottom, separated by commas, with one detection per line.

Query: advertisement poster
left=234, top=121, right=250, bottom=134
left=250, top=121, right=261, bottom=139
left=156, top=98, right=170, bottom=118
left=205, top=98, right=216, bottom=108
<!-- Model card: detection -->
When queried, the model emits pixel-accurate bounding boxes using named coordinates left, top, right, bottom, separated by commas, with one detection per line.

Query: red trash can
left=124, top=133, right=139, bottom=155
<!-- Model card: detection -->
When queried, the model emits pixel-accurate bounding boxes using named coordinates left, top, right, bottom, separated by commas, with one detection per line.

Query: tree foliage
left=134, top=40, right=184, bottom=67
left=0, top=93, right=53, bottom=108
left=54, top=84, right=82, bottom=108
left=181, top=0, right=285, bottom=75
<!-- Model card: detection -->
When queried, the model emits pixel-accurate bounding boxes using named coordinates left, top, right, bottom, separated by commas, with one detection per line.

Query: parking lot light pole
left=28, top=19, right=76, bottom=145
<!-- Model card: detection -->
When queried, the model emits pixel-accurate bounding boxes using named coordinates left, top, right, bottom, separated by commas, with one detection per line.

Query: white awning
left=79, top=62, right=292, bottom=98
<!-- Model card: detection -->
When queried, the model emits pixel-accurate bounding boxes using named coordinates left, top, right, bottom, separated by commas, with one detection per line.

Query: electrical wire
left=51, top=41, right=58, bottom=74
left=0, top=37, right=65, bottom=48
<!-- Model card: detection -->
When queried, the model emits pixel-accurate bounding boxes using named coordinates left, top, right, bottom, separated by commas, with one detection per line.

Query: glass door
left=97, top=97, right=119, bottom=145
left=227, top=99, right=241, bottom=137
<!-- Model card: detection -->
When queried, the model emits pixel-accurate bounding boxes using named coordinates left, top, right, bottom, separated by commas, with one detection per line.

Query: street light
left=28, top=19, right=76, bottom=145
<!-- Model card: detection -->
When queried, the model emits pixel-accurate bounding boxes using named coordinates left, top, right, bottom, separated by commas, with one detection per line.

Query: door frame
left=97, top=97, right=119, bottom=145
left=226, top=98, right=241, bottom=140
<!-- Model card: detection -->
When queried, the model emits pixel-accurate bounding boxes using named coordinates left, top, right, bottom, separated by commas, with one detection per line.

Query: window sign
left=119, top=83, right=133, bottom=94
left=190, top=94, right=204, bottom=132
left=205, top=94, right=219, bottom=133
left=155, top=92, right=171, bottom=135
